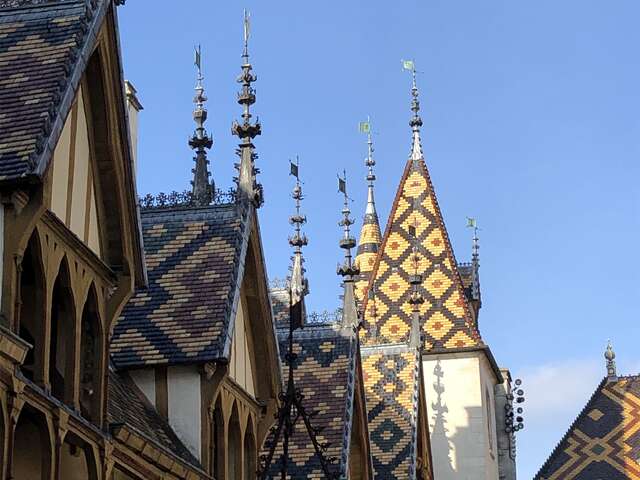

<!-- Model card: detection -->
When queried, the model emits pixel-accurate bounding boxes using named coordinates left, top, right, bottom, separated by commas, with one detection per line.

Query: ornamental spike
left=232, top=9, right=263, bottom=207
left=406, top=63, right=424, bottom=163
left=189, top=45, right=214, bottom=206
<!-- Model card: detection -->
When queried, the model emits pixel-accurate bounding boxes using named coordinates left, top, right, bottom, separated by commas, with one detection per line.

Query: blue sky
left=118, top=1, right=640, bottom=477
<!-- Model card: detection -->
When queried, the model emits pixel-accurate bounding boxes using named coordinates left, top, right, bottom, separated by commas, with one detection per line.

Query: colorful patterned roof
left=111, top=205, right=250, bottom=368
left=0, top=0, right=105, bottom=181
left=360, top=136, right=482, bottom=350
left=262, top=324, right=362, bottom=479
left=536, top=375, right=640, bottom=480
left=362, top=345, right=429, bottom=479
left=354, top=207, right=382, bottom=302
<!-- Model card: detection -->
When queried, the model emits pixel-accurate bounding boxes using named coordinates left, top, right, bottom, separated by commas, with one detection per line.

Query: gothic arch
left=243, top=416, right=256, bottom=480
left=58, top=431, right=99, bottom=480
left=228, top=401, right=242, bottom=480
left=211, top=394, right=225, bottom=479
left=79, top=283, right=103, bottom=423
left=12, top=406, right=52, bottom=480
left=49, top=256, right=76, bottom=403
left=18, top=229, right=46, bottom=383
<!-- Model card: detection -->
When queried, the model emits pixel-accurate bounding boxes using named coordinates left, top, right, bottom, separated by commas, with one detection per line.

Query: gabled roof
left=111, top=204, right=250, bottom=368
left=0, top=0, right=105, bottom=182
left=262, top=323, right=363, bottom=478
left=536, top=375, right=640, bottom=480
left=360, top=146, right=482, bottom=350
left=361, top=344, right=426, bottom=479
left=108, top=368, right=203, bottom=470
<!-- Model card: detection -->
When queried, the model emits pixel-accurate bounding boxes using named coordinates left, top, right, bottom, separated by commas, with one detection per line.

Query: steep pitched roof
left=536, top=375, right=640, bottom=480
left=362, top=344, right=428, bottom=479
left=0, top=0, right=106, bottom=182
left=354, top=202, right=382, bottom=302
left=360, top=144, right=482, bottom=350
left=262, top=323, right=363, bottom=479
left=107, top=368, right=202, bottom=470
left=111, top=204, right=250, bottom=368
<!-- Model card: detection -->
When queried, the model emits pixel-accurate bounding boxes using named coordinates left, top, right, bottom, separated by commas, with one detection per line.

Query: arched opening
left=18, top=232, right=46, bottom=382
left=12, top=406, right=52, bottom=480
left=49, top=258, right=76, bottom=403
left=228, top=403, right=242, bottom=480
left=59, top=432, right=98, bottom=480
left=212, top=396, right=225, bottom=479
left=80, top=285, right=102, bottom=422
left=243, top=417, right=256, bottom=480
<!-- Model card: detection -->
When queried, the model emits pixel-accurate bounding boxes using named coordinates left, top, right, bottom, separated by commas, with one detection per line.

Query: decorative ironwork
left=307, top=309, right=343, bottom=324
left=258, top=162, right=337, bottom=479
left=138, top=188, right=236, bottom=210
left=269, top=277, right=289, bottom=290
left=505, top=378, right=525, bottom=459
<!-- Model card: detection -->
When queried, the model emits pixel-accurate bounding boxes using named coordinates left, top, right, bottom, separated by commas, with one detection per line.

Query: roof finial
left=354, top=118, right=382, bottom=301
left=232, top=9, right=263, bottom=208
left=403, top=59, right=423, bottom=162
left=288, top=157, right=309, bottom=329
left=337, top=172, right=360, bottom=331
left=605, top=340, right=617, bottom=381
left=189, top=45, right=214, bottom=206
left=467, top=217, right=481, bottom=302
left=408, top=202, right=424, bottom=349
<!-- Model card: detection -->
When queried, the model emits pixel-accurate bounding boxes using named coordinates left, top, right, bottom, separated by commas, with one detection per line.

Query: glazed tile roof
left=111, top=205, right=250, bottom=368
left=360, top=144, right=482, bottom=350
left=108, top=368, right=202, bottom=469
left=270, top=286, right=291, bottom=329
left=362, top=345, right=427, bottom=479
left=536, top=375, right=640, bottom=480
left=354, top=207, right=382, bottom=302
left=263, top=324, right=360, bottom=479
left=0, top=0, right=103, bottom=181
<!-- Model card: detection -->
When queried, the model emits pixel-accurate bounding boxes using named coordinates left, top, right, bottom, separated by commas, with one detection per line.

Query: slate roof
left=361, top=345, right=429, bottom=479
left=263, top=323, right=360, bottom=479
left=536, top=375, right=640, bottom=480
left=270, top=286, right=291, bottom=329
left=111, top=204, right=250, bottom=368
left=0, top=0, right=105, bottom=181
left=108, top=368, right=202, bottom=469
left=360, top=141, right=482, bottom=350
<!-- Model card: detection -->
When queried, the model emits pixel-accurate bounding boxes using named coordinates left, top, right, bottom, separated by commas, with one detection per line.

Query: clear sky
left=118, top=1, right=640, bottom=477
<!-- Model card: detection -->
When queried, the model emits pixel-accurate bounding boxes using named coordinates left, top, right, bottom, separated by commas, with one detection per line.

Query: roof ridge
left=534, top=377, right=607, bottom=479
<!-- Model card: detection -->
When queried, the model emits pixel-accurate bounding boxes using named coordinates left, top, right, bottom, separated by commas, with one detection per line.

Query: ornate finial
left=288, top=158, right=309, bottom=329
left=189, top=45, right=214, bottom=206
left=337, top=171, right=360, bottom=331
left=605, top=340, right=617, bottom=380
left=359, top=117, right=378, bottom=220
left=232, top=9, right=263, bottom=208
left=467, top=217, right=481, bottom=301
left=337, top=171, right=359, bottom=280
left=408, top=206, right=424, bottom=349
left=403, top=59, right=423, bottom=162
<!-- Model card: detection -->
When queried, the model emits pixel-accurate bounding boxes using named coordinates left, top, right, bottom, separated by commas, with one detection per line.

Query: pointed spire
left=467, top=217, right=481, bottom=302
left=232, top=9, right=263, bottom=208
left=337, top=172, right=360, bottom=331
left=605, top=340, right=617, bottom=381
left=188, top=45, right=214, bottom=206
left=288, top=158, right=309, bottom=329
left=408, top=64, right=424, bottom=163
left=354, top=119, right=382, bottom=301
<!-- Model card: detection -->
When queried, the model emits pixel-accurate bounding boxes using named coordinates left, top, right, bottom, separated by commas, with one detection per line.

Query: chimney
left=125, top=80, right=143, bottom=173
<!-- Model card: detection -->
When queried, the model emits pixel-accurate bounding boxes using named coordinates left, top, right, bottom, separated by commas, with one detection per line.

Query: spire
left=467, top=217, right=481, bottom=303
left=337, top=172, right=360, bottom=331
left=605, top=340, right=617, bottom=381
left=354, top=119, right=382, bottom=301
left=188, top=45, right=214, bottom=206
left=232, top=9, right=263, bottom=208
left=288, top=158, right=309, bottom=329
left=406, top=63, right=424, bottom=163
